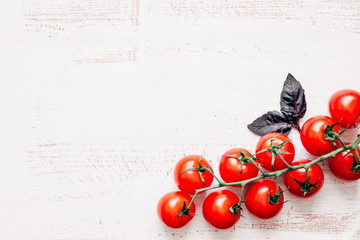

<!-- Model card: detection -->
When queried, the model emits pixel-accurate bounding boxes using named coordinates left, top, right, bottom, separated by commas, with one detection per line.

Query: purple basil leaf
left=247, top=110, right=292, bottom=136
left=280, top=73, right=306, bottom=129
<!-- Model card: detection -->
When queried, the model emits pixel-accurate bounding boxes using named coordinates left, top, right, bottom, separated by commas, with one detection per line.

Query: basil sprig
left=248, top=73, right=307, bottom=136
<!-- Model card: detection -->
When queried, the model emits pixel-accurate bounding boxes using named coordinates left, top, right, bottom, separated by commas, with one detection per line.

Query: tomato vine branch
left=183, top=133, right=360, bottom=214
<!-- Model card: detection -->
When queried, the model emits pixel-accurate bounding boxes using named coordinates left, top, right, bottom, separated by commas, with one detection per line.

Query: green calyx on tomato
left=202, top=190, right=241, bottom=229
left=223, top=151, right=254, bottom=165
left=245, top=180, right=284, bottom=219
left=351, top=165, right=360, bottom=174
left=176, top=201, right=195, bottom=217
left=229, top=201, right=246, bottom=217
left=268, top=188, right=287, bottom=205
left=174, top=155, right=214, bottom=195
left=219, top=148, right=261, bottom=184
left=180, top=158, right=212, bottom=186
left=350, top=155, right=360, bottom=173
left=324, top=121, right=345, bottom=148
left=300, top=115, right=341, bottom=156
left=222, top=151, right=259, bottom=175
left=269, top=140, right=293, bottom=170
left=290, top=175, right=319, bottom=195
left=328, top=144, right=360, bottom=181
left=157, top=191, right=196, bottom=228
left=255, top=133, right=295, bottom=171
left=284, top=160, right=324, bottom=198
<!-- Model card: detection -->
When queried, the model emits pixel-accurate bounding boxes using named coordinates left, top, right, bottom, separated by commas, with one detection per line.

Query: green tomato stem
left=203, top=167, right=225, bottom=186
left=246, top=156, right=267, bottom=176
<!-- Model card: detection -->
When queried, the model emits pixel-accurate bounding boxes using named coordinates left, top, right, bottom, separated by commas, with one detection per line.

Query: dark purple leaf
left=247, top=110, right=292, bottom=136
left=280, top=73, right=306, bottom=129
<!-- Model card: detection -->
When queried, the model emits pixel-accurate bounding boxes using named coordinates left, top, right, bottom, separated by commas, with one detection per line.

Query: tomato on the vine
left=255, top=132, right=295, bottom=171
left=328, top=144, right=360, bottom=181
left=300, top=115, right=340, bottom=156
left=329, top=89, right=360, bottom=128
left=202, top=189, right=241, bottom=229
left=157, top=191, right=195, bottom=228
left=174, top=155, right=214, bottom=195
left=284, top=160, right=324, bottom=198
left=219, top=148, right=259, bottom=184
left=245, top=180, right=284, bottom=219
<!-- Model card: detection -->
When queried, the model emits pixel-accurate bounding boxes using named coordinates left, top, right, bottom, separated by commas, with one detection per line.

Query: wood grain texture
left=1, top=0, right=360, bottom=239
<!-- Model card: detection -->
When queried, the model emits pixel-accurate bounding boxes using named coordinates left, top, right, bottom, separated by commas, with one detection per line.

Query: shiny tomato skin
left=202, top=189, right=240, bottom=229
left=328, top=145, right=360, bottom=181
left=300, top=116, right=340, bottom=156
left=157, top=191, right=195, bottom=228
left=284, top=160, right=324, bottom=198
left=245, top=180, right=284, bottom=219
left=329, top=89, right=360, bottom=128
left=255, top=133, right=295, bottom=171
left=219, top=148, right=259, bottom=184
left=174, top=155, right=214, bottom=195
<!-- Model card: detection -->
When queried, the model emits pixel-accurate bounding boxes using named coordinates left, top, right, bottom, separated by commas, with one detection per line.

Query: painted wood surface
left=1, top=0, right=360, bottom=239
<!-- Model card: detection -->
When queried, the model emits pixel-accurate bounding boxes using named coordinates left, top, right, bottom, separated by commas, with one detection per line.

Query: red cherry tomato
left=329, top=89, right=360, bottom=128
left=328, top=144, right=360, bottom=181
left=300, top=115, right=340, bottom=156
left=255, top=133, right=295, bottom=171
left=284, top=160, right=324, bottom=198
left=245, top=180, right=284, bottom=219
left=157, top=191, right=195, bottom=228
left=174, top=155, right=214, bottom=195
left=202, top=189, right=240, bottom=229
left=219, top=148, right=259, bottom=184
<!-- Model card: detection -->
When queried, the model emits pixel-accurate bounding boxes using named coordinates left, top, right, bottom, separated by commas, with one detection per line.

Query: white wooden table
left=1, top=0, right=359, bottom=239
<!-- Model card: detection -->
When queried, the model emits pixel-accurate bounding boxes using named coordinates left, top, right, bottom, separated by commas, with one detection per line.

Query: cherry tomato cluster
left=157, top=89, right=360, bottom=229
